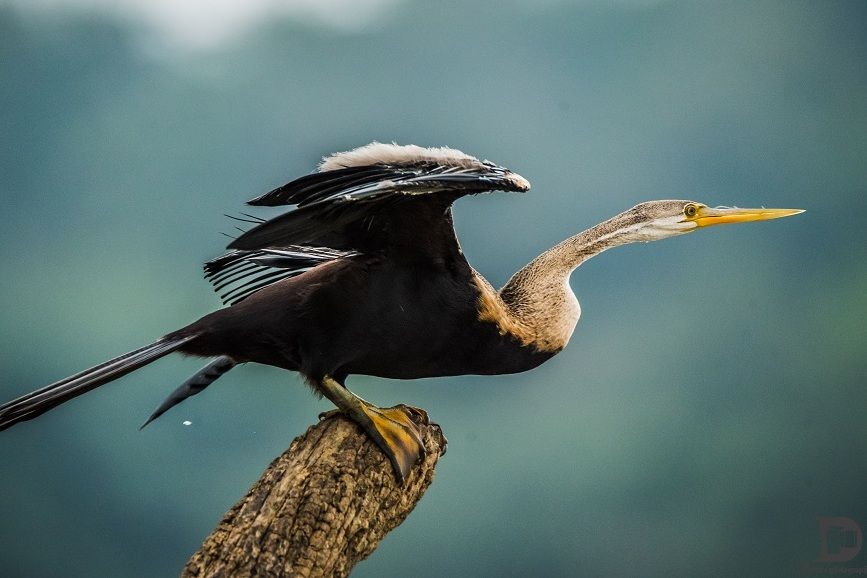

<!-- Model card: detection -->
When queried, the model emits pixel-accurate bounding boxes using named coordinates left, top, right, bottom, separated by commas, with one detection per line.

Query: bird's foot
left=317, top=376, right=428, bottom=485
left=353, top=401, right=428, bottom=485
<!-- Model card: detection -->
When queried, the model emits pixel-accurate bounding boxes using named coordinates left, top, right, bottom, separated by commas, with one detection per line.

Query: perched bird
left=0, top=142, right=803, bottom=483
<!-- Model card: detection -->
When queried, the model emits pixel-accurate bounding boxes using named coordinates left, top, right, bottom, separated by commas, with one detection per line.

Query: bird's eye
left=684, top=204, right=698, bottom=218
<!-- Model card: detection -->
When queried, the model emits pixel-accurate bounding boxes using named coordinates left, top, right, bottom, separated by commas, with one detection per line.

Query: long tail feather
left=0, top=334, right=197, bottom=431
left=140, top=356, right=236, bottom=429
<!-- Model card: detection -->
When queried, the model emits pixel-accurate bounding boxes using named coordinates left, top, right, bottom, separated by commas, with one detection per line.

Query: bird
left=0, top=142, right=803, bottom=484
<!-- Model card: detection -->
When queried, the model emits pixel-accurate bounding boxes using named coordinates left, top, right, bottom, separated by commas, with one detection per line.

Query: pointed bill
left=690, top=206, right=805, bottom=228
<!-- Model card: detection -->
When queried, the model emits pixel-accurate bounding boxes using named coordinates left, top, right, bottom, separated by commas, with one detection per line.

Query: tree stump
left=182, top=413, right=447, bottom=577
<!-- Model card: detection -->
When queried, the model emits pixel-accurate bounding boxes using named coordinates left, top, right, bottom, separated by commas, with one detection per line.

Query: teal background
left=1, top=1, right=866, bottom=576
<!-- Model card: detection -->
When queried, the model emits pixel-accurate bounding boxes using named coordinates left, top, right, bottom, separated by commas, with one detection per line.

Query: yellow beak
left=690, top=206, right=805, bottom=228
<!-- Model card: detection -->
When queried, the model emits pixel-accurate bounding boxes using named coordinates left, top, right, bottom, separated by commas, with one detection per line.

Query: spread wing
left=204, top=246, right=358, bottom=305
left=206, top=143, right=530, bottom=305
left=228, top=142, right=530, bottom=254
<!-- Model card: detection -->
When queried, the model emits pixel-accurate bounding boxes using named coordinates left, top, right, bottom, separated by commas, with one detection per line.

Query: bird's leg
left=317, top=376, right=427, bottom=485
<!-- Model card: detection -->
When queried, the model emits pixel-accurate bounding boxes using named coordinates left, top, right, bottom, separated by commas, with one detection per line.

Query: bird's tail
left=0, top=334, right=197, bottom=431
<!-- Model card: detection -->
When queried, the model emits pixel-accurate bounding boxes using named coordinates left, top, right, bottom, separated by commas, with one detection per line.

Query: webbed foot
left=318, top=377, right=427, bottom=485
left=355, top=402, right=427, bottom=484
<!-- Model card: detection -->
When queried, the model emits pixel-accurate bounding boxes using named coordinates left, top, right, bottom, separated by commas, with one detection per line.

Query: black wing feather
left=229, top=161, right=528, bottom=252
left=204, top=246, right=356, bottom=305
left=204, top=148, right=529, bottom=303
left=248, top=167, right=399, bottom=207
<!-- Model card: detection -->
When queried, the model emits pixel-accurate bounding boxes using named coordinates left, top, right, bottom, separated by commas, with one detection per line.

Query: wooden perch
left=182, top=413, right=447, bottom=578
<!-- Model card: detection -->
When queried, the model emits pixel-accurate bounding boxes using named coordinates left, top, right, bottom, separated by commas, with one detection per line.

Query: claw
left=359, top=403, right=427, bottom=485
left=318, top=408, right=341, bottom=421
left=400, top=404, right=429, bottom=426
left=430, top=422, right=448, bottom=456
left=317, top=376, right=428, bottom=485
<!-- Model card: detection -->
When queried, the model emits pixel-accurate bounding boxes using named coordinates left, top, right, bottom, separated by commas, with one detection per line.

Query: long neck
left=497, top=211, right=643, bottom=347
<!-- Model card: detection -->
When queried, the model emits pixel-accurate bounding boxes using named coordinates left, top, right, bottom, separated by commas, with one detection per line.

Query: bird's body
left=182, top=254, right=559, bottom=381
left=0, top=142, right=802, bottom=484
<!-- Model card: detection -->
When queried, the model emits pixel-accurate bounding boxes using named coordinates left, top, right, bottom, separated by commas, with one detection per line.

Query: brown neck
left=494, top=211, right=643, bottom=350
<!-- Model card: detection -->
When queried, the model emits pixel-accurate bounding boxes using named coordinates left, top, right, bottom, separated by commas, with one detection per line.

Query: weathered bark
left=182, top=413, right=447, bottom=578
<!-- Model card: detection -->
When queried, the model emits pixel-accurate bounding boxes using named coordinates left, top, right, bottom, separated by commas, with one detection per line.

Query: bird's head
left=619, top=200, right=804, bottom=242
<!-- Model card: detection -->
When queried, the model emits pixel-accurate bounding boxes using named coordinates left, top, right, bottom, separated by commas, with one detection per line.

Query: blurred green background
left=1, top=1, right=866, bottom=576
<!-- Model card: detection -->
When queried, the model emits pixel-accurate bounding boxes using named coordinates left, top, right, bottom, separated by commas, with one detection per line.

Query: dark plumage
left=0, top=143, right=536, bottom=483
left=0, top=141, right=802, bottom=483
